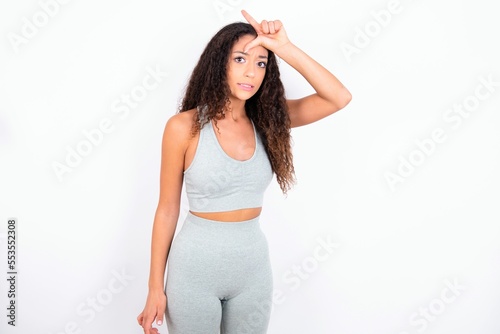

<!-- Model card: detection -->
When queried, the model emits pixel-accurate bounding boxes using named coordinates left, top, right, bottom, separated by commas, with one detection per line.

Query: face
left=226, top=34, right=269, bottom=103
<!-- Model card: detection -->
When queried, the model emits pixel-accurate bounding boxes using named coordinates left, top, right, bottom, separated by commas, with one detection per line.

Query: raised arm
left=241, top=10, right=352, bottom=128
left=137, top=113, right=189, bottom=333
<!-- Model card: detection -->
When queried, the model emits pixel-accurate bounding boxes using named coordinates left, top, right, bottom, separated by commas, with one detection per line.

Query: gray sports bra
left=184, top=116, right=273, bottom=212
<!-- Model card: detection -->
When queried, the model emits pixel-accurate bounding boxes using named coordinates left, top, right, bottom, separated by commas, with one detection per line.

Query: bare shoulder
left=156, top=108, right=198, bottom=210
left=162, top=108, right=197, bottom=145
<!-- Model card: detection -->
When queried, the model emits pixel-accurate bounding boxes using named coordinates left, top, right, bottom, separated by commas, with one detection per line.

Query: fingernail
left=157, top=320, right=162, bottom=325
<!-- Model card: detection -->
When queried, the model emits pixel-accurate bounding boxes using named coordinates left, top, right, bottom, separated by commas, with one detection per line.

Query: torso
left=183, top=108, right=263, bottom=222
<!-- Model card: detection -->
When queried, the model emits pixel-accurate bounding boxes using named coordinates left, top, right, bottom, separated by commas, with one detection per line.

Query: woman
left=137, top=10, right=352, bottom=334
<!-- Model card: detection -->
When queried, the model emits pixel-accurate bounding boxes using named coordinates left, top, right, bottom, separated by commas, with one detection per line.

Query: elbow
left=339, top=88, right=352, bottom=110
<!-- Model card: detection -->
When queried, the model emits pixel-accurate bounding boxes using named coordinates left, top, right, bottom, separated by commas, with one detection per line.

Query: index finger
left=241, top=10, right=261, bottom=32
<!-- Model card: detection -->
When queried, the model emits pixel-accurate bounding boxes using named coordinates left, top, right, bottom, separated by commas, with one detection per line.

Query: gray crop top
left=183, top=116, right=273, bottom=212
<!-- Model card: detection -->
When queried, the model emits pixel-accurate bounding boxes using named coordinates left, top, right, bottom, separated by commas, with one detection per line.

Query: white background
left=1, top=0, right=499, bottom=333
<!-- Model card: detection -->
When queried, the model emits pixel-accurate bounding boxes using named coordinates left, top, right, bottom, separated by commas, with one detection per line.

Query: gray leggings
left=165, top=212, right=274, bottom=334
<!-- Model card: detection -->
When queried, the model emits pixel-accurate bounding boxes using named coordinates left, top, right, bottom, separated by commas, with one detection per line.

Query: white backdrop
left=1, top=0, right=499, bottom=333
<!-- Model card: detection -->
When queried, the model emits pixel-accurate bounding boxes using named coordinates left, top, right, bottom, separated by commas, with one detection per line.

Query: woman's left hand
left=241, top=10, right=291, bottom=54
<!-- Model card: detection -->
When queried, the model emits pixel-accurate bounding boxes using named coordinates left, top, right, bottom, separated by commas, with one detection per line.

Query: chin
left=230, top=93, right=255, bottom=103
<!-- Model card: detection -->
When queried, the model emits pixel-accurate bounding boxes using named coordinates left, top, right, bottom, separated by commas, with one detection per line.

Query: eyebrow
left=233, top=51, right=268, bottom=59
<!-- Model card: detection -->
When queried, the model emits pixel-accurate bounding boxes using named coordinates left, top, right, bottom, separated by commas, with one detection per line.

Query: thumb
left=243, top=35, right=264, bottom=53
left=156, top=304, right=166, bottom=326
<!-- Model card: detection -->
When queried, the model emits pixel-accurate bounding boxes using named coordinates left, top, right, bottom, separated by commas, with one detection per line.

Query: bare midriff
left=190, top=207, right=262, bottom=222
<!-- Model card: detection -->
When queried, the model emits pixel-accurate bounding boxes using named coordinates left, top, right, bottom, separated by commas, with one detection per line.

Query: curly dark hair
left=178, top=22, right=295, bottom=194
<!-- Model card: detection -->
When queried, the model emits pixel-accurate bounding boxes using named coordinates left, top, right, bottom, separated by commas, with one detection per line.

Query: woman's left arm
left=276, top=42, right=352, bottom=128
left=242, top=10, right=352, bottom=128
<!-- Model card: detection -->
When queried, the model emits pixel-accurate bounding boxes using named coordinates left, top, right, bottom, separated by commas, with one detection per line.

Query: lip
left=237, top=83, right=254, bottom=91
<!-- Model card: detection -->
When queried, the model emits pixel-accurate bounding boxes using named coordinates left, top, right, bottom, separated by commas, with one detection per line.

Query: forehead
left=232, top=34, right=268, bottom=56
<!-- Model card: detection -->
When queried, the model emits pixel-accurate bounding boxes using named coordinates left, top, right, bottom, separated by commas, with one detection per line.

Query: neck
left=226, top=98, right=247, bottom=122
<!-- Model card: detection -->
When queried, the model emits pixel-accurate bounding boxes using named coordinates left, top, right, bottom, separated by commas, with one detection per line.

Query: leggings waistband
left=184, top=211, right=262, bottom=235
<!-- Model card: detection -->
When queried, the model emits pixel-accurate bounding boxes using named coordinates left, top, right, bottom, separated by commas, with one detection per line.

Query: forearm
left=275, top=42, right=351, bottom=108
left=147, top=208, right=179, bottom=291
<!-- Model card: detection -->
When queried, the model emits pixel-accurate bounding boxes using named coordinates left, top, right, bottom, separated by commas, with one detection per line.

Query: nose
left=244, top=64, right=255, bottom=78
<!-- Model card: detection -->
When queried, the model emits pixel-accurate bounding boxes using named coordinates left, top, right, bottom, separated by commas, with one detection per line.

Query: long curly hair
left=178, top=22, right=295, bottom=194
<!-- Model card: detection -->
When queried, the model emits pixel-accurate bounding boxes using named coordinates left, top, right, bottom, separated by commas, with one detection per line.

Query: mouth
left=237, top=83, right=255, bottom=91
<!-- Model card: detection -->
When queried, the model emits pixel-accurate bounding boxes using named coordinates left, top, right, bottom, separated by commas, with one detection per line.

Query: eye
left=234, top=56, right=246, bottom=63
left=257, top=61, right=267, bottom=68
